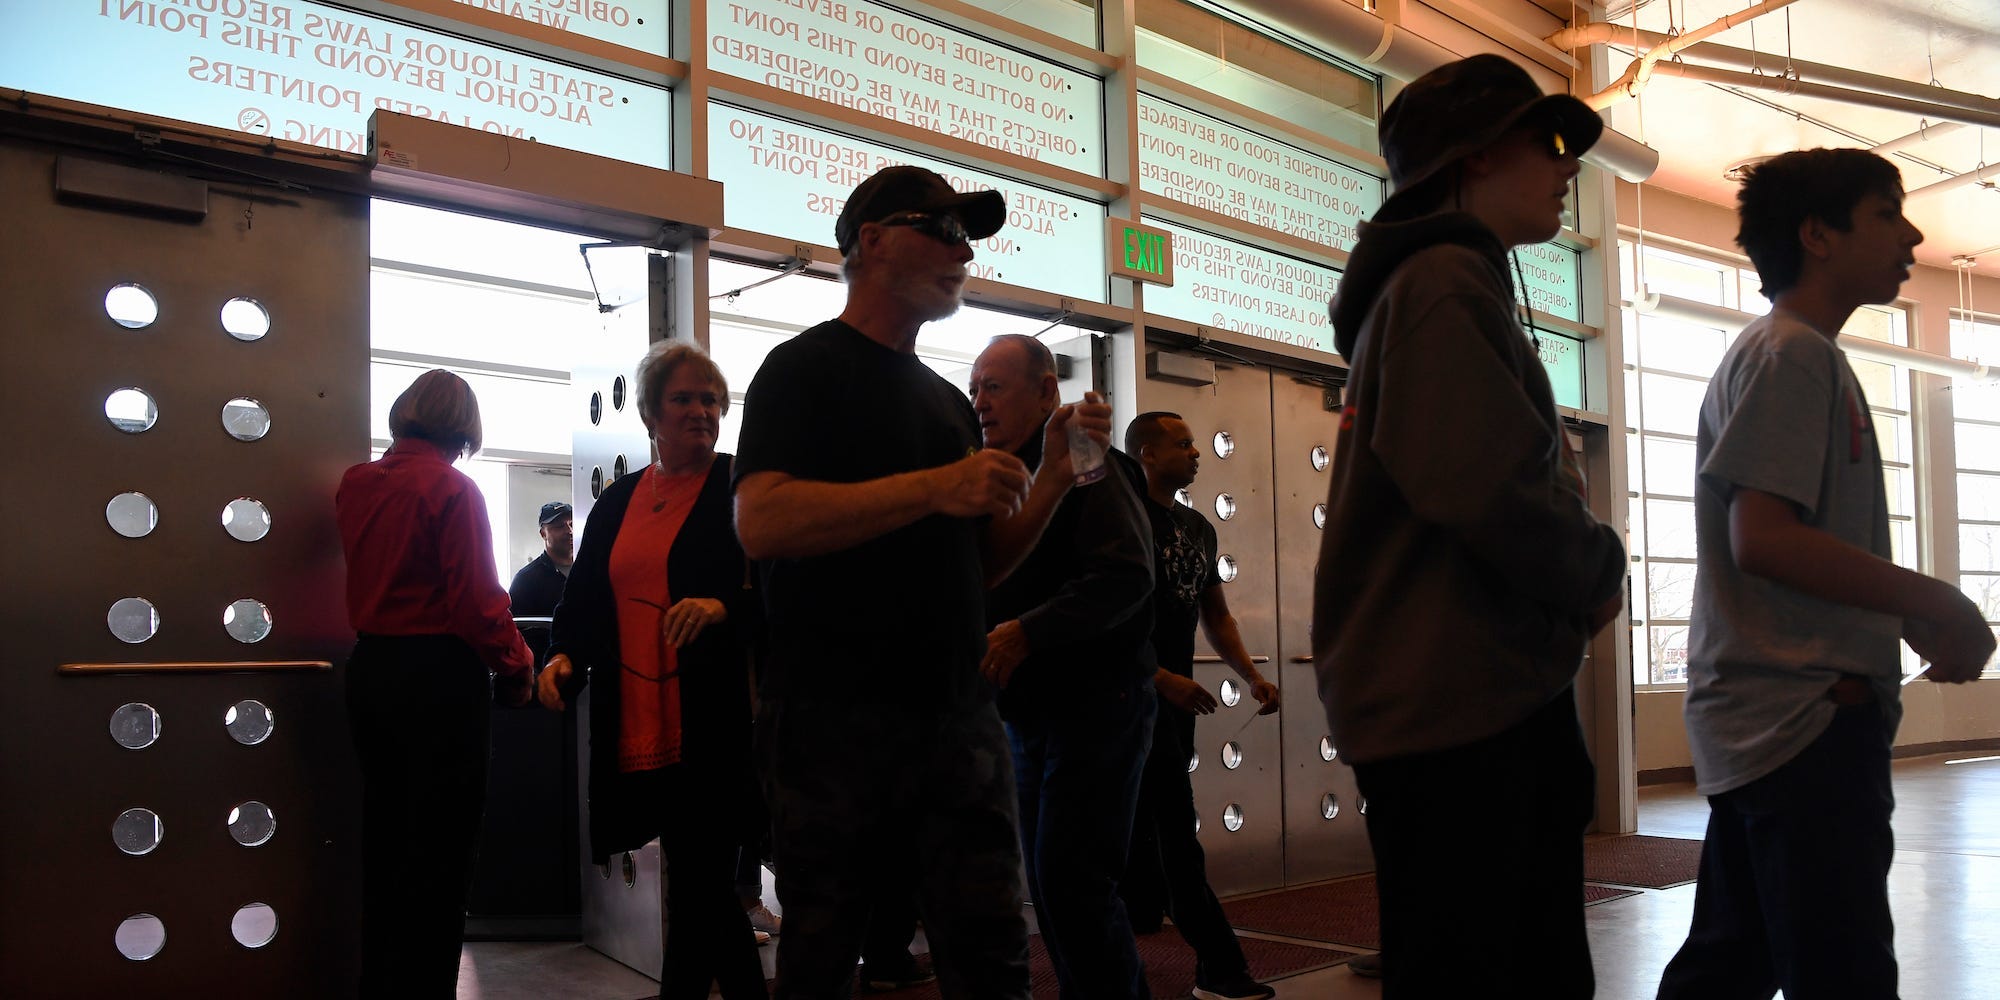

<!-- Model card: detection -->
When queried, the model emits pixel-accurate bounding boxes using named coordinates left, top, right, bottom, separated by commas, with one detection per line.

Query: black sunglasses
left=875, top=211, right=972, bottom=247
left=1527, top=118, right=1571, bottom=158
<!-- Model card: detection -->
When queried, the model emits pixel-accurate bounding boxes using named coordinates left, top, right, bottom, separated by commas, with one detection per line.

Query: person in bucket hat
left=1372, top=53, right=1604, bottom=222
left=1311, top=54, right=1627, bottom=998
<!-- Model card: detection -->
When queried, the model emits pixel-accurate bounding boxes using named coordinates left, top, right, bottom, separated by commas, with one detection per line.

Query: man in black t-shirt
left=732, top=165, right=1111, bottom=1000
left=1120, top=412, right=1280, bottom=1000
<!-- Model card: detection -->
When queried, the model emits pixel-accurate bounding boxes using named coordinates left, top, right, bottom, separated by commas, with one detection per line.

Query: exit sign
left=1107, top=219, right=1174, bottom=286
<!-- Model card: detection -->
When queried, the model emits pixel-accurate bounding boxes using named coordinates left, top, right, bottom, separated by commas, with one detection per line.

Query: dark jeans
left=859, top=886, right=923, bottom=975
left=1353, top=688, right=1596, bottom=1000
left=1009, top=679, right=1157, bottom=1000
left=1656, top=702, right=1898, bottom=1000
left=737, top=760, right=775, bottom=906
left=628, top=767, right=768, bottom=1000
left=346, top=635, right=492, bottom=997
left=758, top=697, right=1029, bottom=1000
left=1123, top=705, right=1249, bottom=984
left=736, top=842, right=765, bottom=906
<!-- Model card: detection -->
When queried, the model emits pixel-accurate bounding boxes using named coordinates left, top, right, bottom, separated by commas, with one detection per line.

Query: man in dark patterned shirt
left=1120, top=411, right=1279, bottom=1000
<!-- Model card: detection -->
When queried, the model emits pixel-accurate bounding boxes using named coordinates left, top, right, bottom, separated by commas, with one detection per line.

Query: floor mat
left=1222, top=877, right=1382, bottom=950
left=1221, top=875, right=1647, bottom=949
left=1583, top=834, right=1705, bottom=889
left=784, top=931, right=1353, bottom=999
left=1584, top=883, right=1642, bottom=906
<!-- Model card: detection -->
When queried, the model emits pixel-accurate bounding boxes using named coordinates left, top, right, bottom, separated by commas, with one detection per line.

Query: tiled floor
left=457, top=752, right=2000, bottom=999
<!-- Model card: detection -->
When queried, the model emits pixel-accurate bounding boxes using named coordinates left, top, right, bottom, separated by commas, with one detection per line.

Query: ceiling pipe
left=1906, top=162, right=2000, bottom=201
left=1624, top=289, right=1757, bottom=331
left=1551, top=23, right=2000, bottom=120
left=1225, top=0, right=1458, bottom=87
left=1588, top=129, right=1666, bottom=184
left=1573, top=0, right=1802, bottom=111
left=1873, top=122, right=1965, bottom=156
left=1221, top=0, right=1660, bottom=181
left=1839, top=337, right=1993, bottom=382
left=1636, top=61, right=2000, bottom=132
left=1636, top=64, right=2000, bottom=198
left=1626, top=290, right=1996, bottom=380
left=1550, top=24, right=1994, bottom=193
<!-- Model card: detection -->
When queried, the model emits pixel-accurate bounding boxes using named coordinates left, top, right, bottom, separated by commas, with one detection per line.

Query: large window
left=1949, top=312, right=2000, bottom=673
left=1620, top=242, right=1917, bottom=686
left=992, top=0, right=1102, bottom=47
left=1134, top=0, right=1377, bottom=151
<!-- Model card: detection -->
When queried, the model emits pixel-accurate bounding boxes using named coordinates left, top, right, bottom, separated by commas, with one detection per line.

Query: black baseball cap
left=834, top=165, right=1007, bottom=255
left=538, top=501, right=572, bottom=525
left=1377, top=54, right=1603, bottom=219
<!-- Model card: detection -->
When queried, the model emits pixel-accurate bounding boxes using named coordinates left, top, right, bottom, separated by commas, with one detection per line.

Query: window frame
left=1621, top=241, right=1923, bottom=690
left=1948, top=310, right=2000, bottom=678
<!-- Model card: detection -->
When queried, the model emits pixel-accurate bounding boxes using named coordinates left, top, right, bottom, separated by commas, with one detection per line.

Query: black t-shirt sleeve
left=732, top=336, right=833, bottom=489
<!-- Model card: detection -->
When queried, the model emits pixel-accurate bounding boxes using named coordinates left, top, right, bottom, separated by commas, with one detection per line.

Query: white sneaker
left=746, top=902, right=782, bottom=935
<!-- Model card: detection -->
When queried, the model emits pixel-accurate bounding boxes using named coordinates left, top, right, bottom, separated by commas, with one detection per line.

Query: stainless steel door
left=1270, top=375, right=1373, bottom=883
left=571, top=246, right=669, bottom=976
left=0, top=137, right=368, bottom=994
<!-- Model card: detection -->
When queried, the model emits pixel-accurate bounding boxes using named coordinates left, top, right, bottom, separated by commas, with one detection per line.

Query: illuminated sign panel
left=1108, top=220, right=1173, bottom=286
left=707, top=0, right=1104, bottom=176
left=1143, top=217, right=1338, bottom=355
left=1538, top=331, right=1586, bottom=410
left=1519, top=241, right=1584, bottom=324
left=710, top=103, right=1106, bottom=301
left=446, top=0, right=672, bottom=56
left=1142, top=216, right=1590, bottom=391
left=1138, top=93, right=1382, bottom=253
left=0, top=1, right=671, bottom=167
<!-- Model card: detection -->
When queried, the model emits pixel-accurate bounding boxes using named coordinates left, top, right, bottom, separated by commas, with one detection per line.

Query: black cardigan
left=549, top=454, right=760, bottom=863
left=987, top=439, right=1157, bottom=718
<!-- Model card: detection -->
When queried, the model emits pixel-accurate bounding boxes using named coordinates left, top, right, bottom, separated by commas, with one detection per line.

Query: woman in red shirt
left=335, top=368, right=532, bottom=996
left=538, top=342, right=765, bottom=999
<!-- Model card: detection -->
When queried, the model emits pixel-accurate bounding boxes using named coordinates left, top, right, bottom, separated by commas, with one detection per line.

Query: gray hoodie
left=1312, top=211, right=1625, bottom=764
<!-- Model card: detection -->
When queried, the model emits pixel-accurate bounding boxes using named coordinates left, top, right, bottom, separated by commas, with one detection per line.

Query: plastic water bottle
left=1067, top=417, right=1107, bottom=485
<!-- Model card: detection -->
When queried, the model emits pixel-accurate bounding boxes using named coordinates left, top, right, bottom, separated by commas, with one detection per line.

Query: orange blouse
left=610, top=463, right=709, bottom=773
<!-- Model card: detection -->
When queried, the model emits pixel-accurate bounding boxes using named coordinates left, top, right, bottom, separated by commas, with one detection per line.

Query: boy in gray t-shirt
left=1657, top=149, right=1992, bottom=1000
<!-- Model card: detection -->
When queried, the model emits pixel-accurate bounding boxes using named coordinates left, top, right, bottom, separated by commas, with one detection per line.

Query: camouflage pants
left=756, top=697, right=1030, bottom=1000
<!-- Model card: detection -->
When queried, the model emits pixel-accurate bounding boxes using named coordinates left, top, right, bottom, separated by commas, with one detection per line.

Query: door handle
left=60, top=660, right=333, bottom=674
left=1289, top=655, right=1314, bottom=664
left=1193, top=655, right=1270, bottom=664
